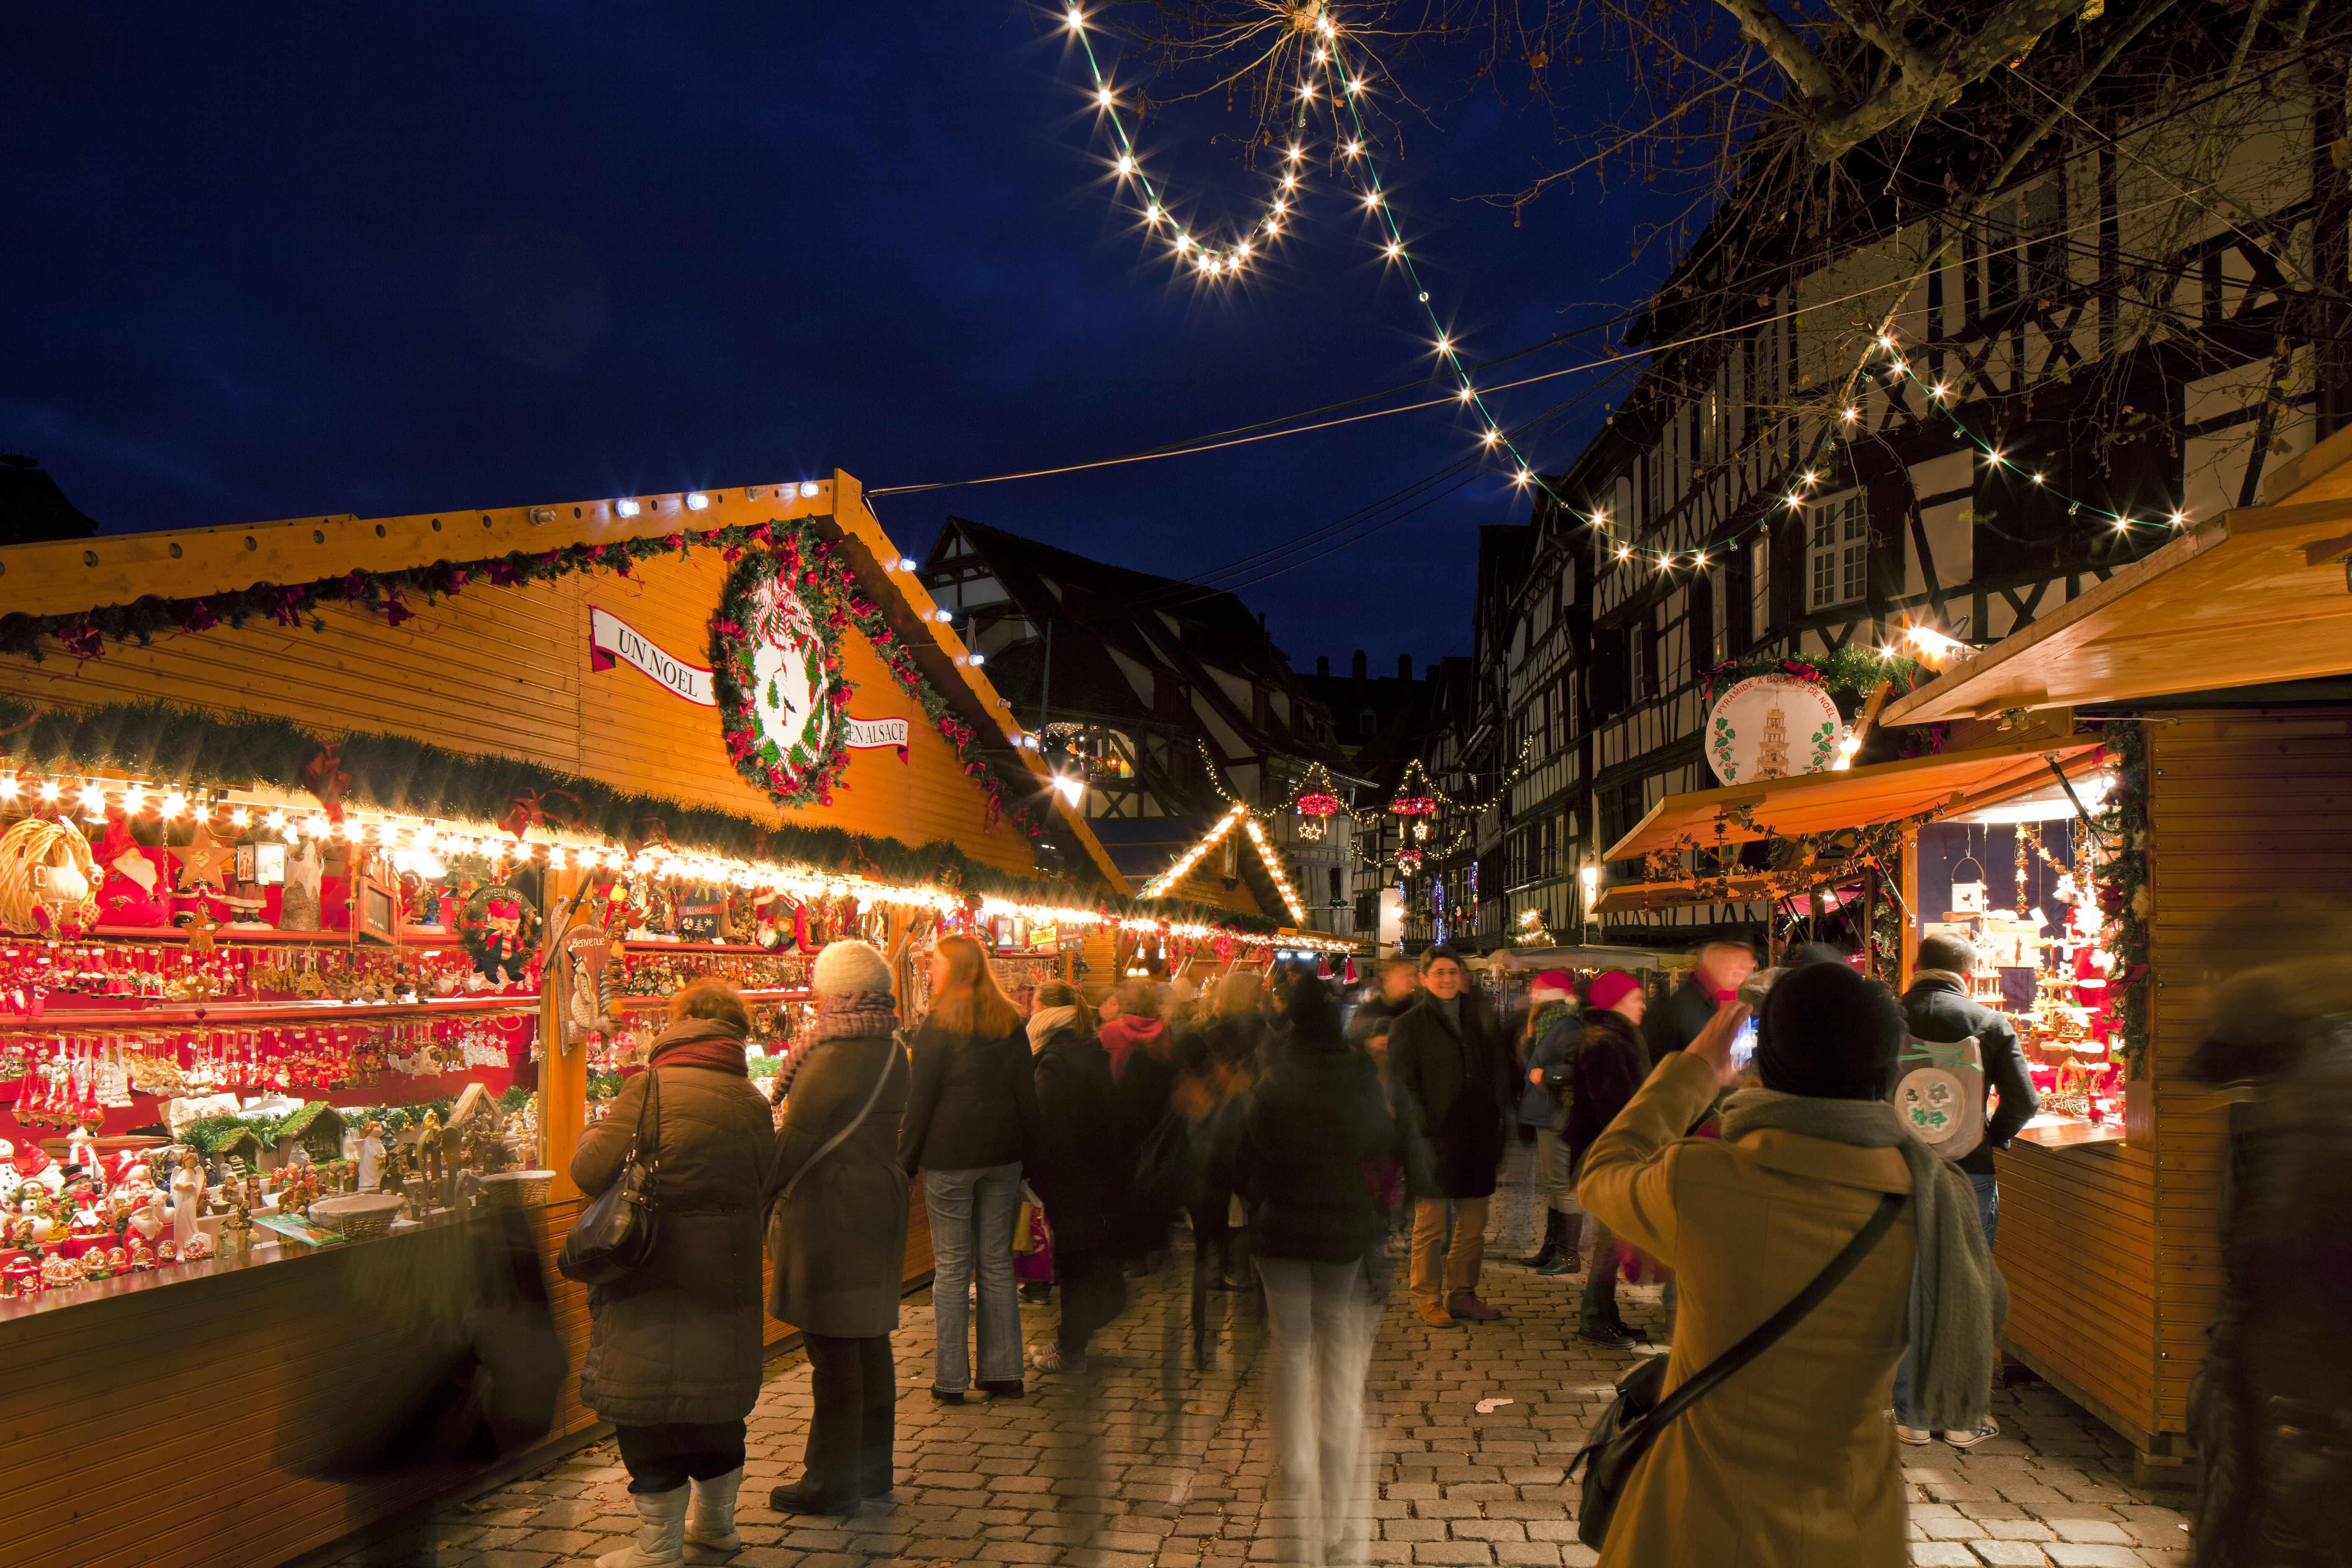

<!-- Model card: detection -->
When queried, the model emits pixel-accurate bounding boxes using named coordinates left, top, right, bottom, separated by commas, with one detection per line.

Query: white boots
left=597, top=1485, right=687, bottom=1567
left=684, top=1467, right=745, bottom=1552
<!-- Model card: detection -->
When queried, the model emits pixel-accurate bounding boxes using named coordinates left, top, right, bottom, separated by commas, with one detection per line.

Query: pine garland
left=2094, top=720, right=2151, bottom=1078
left=0, top=695, right=1284, bottom=934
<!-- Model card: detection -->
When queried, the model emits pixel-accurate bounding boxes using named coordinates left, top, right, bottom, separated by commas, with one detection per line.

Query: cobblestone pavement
left=365, top=1162, right=2195, bottom=1568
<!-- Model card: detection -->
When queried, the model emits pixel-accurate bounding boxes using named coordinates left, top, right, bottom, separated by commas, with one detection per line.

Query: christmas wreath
left=459, top=880, right=541, bottom=983
left=711, top=539, right=856, bottom=810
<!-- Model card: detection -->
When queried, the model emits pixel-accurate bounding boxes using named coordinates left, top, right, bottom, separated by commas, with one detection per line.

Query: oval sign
left=1705, top=674, right=1843, bottom=785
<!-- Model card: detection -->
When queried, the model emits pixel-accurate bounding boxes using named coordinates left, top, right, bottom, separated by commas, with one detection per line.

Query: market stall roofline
left=1883, top=424, right=2352, bottom=727
left=1591, top=872, right=1838, bottom=916
left=0, top=468, right=1132, bottom=896
left=1600, top=732, right=2104, bottom=864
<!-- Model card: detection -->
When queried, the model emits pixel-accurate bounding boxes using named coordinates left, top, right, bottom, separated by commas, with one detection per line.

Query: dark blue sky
left=3, top=3, right=1679, bottom=669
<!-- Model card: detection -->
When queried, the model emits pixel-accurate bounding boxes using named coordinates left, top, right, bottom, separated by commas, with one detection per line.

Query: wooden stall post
left=1897, top=825, right=1920, bottom=992
left=541, top=869, right=589, bottom=1199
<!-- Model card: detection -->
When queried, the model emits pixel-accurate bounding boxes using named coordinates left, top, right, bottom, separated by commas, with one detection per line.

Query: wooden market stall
left=1868, top=422, right=2352, bottom=1484
left=0, top=472, right=1332, bottom=1568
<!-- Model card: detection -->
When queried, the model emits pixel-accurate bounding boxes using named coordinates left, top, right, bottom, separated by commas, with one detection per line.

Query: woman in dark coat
left=899, top=932, right=1039, bottom=1401
left=573, top=978, right=776, bottom=1567
left=1227, top=970, right=1405, bottom=1564
left=1174, top=972, right=1265, bottom=1303
left=763, top=940, right=911, bottom=1516
left=1022, top=980, right=1127, bottom=1374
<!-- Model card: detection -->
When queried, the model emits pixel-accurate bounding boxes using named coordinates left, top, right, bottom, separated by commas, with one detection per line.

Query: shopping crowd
left=563, top=928, right=2074, bottom=1568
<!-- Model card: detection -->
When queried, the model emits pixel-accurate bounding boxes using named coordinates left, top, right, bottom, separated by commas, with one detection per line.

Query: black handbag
left=557, top=1068, right=662, bottom=1286
left=1567, top=1191, right=1904, bottom=1549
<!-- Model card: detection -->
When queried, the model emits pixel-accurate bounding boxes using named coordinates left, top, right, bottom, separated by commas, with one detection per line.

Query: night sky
left=4, top=4, right=1681, bottom=671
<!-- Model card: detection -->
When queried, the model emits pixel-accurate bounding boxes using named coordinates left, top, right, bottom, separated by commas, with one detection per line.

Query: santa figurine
left=128, top=1190, right=166, bottom=1246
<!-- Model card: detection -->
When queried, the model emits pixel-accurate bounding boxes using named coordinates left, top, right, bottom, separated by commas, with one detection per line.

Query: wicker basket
left=481, top=1170, right=555, bottom=1210
left=309, top=1193, right=404, bottom=1241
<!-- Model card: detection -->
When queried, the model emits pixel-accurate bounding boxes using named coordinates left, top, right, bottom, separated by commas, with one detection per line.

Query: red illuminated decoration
left=1295, top=790, right=1341, bottom=842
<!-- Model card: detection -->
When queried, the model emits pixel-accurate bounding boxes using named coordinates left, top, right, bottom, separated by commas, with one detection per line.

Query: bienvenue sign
left=589, top=607, right=714, bottom=706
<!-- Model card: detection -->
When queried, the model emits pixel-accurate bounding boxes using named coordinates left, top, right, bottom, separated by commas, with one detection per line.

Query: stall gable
left=0, top=475, right=1129, bottom=885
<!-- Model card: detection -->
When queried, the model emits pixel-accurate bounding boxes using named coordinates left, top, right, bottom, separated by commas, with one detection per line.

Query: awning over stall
left=1884, top=427, right=2352, bottom=726
left=1591, top=873, right=1832, bottom=916
left=1600, top=735, right=2105, bottom=864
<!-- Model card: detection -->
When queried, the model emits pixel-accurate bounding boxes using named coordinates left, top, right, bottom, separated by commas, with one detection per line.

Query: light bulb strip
left=0, top=766, right=1352, bottom=949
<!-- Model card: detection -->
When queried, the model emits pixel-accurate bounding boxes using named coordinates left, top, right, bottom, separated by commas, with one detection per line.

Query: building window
left=1806, top=493, right=1867, bottom=611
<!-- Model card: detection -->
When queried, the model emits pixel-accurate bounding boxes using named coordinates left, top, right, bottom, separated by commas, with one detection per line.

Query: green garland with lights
left=0, top=695, right=1285, bottom=934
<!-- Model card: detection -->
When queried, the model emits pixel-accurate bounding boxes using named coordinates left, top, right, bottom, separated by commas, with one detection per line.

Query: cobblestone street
left=375, top=1177, right=2195, bottom=1568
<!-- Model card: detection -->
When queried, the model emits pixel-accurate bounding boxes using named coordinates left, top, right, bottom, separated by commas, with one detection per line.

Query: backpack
left=1889, top=1033, right=1985, bottom=1163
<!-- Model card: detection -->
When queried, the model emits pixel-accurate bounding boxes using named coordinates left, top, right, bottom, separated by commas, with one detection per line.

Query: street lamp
left=1580, top=864, right=1600, bottom=931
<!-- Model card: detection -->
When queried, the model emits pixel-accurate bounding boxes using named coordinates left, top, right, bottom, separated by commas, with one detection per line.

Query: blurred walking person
left=2184, top=949, right=2352, bottom=1567
left=1228, top=970, right=1406, bottom=1565
left=1024, top=980, right=1128, bottom=1374
left=1387, top=945, right=1513, bottom=1324
left=1577, top=964, right=1998, bottom=1565
left=573, top=979, right=776, bottom=1565
left=1641, top=940, right=1757, bottom=1065
left=1517, top=970, right=1583, bottom=1276
left=763, top=941, right=911, bottom=1516
left=1178, top=971, right=1267, bottom=1296
left=900, top=934, right=1039, bottom=1402
left=1571, top=972, right=1651, bottom=1348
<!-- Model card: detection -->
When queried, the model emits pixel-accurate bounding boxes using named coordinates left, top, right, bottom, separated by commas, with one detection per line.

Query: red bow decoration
left=302, top=743, right=353, bottom=823
left=499, top=787, right=588, bottom=841
left=625, top=818, right=674, bottom=861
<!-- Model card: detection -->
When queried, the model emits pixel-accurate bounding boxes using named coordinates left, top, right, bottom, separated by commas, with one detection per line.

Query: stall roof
left=1591, top=873, right=1827, bottom=916
left=1884, top=426, right=2352, bottom=726
left=1481, top=944, right=1690, bottom=971
left=1600, top=735, right=2105, bottom=864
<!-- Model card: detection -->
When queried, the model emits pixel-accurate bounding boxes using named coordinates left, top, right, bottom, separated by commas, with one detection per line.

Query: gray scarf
left=1717, top=1088, right=2001, bottom=1432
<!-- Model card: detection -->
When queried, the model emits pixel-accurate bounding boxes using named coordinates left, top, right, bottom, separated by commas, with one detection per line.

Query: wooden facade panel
left=5, top=1184, right=938, bottom=1568
left=2133, top=709, right=2352, bottom=1446
left=1994, top=1140, right=2161, bottom=1439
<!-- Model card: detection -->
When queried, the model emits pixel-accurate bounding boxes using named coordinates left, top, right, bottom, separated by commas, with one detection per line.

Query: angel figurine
left=170, top=1151, right=203, bottom=1253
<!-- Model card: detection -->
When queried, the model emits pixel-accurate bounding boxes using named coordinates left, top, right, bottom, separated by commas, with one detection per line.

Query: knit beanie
left=812, top=939, right=893, bottom=999
left=1585, top=970, right=1641, bottom=1014
left=1755, top=959, right=1903, bottom=1100
left=1529, top=970, right=1576, bottom=1003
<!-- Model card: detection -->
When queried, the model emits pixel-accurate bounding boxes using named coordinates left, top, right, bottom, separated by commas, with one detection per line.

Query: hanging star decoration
left=178, top=820, right=235, bottom=894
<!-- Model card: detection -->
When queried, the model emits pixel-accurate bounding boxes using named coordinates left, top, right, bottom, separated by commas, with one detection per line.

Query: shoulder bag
left=1568, top=1190, right=1905, bottom=1549
left=557, top=1068, right=662, bottom=1286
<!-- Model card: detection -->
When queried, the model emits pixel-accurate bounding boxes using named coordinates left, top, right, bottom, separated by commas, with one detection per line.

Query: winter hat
left=1529, top=970, right=1577, bottom=1003
left=1756, top=959, right=1903, bottom=1101
left=812, top=939, right=894, bottom=999
left=1585, top=970, right=1642, bottom=1014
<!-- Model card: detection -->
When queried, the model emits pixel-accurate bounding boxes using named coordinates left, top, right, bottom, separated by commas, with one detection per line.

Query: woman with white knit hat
left=762, top=939, right=910, bottom=1516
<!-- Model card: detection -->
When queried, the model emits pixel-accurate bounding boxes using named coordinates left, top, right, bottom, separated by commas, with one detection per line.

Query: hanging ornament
left=1295, top=789, right=1341, bottom=843
left=1398, top=846, right=1424, bottom=876
left=1412, top=818, right=1430, bottom=842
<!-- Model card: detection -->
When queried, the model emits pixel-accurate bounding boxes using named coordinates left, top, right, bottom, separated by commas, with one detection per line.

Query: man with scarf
left=1574, top=961, right=2001, bottom=1567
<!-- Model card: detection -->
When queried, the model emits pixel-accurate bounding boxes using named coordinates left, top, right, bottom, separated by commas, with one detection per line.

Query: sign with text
left=590, top=607, right=714, bottom=706
left=844, top=716, right=911, bottom=750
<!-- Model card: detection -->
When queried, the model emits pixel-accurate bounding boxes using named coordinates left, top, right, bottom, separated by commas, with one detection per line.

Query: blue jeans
left=1892, top=1172, right=2000, bottom=1429
left=924, top=1164, right=1024, bottom=1390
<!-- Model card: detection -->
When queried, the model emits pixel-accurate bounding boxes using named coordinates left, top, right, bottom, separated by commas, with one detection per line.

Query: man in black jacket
left=1893, top=930, right=2039, bottom=1447
left=1386, top=945, right=1514, bottom=1325
left=1641, top=940, right=1759, bottom=1066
